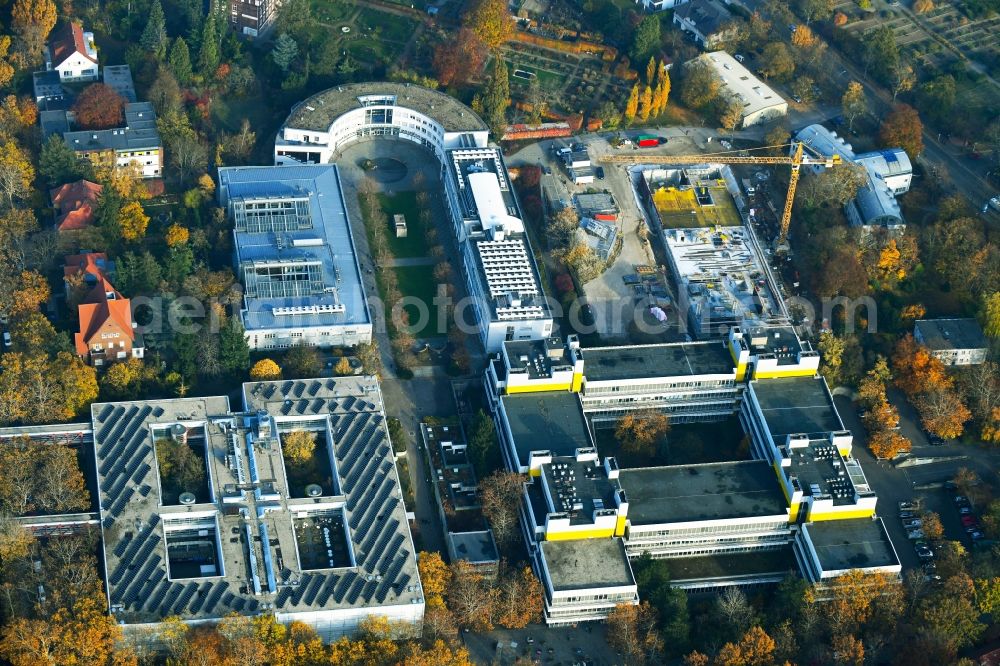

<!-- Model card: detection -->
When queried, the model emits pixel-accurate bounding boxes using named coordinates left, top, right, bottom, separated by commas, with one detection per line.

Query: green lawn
left=378, top=192, right=430, bottom=258
left=393, top=265, right=438, bottom=337
left=310, top=0, right=354, bottom=23
left=355, top=8, right=417, bottom=42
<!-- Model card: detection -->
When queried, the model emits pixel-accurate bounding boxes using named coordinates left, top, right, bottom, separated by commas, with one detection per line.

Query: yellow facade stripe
left=736, top=363, right=747, bottom=382
left=571, top=372, right=583, bottom=393
left=614, top=515, right=627, bottom=537
left=838, top=448, right=851, bottom=457
left=753, top=367, right=816, bottom=380
left=788, top=503, right=799, bottom=522
left=808, top=508, right=876, bottom=521
left=545, top=528, right=615, bottom=541
left=506, top=382, right=572, bottom=394
left=529, top=468, right=542, bottom=477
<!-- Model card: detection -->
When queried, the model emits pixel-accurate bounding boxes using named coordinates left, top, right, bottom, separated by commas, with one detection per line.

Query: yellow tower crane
left=599, top=141, right=842, bottom=249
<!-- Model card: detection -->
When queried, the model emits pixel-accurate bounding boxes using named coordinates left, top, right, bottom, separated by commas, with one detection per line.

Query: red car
left=961, top=515, right=977, bottom=527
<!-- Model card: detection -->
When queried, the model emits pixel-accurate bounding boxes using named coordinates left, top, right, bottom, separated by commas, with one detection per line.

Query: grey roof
left=804, top=518, right=899, bottom=572
left=915, top=318, right=987, bottom=351
left=63, top=102, right=160, bottom=152
left=581, top=341, right=734, bottom=382
left=663, top=545, right=795, bottom=581
left=751, top=376, right=844, bottom=439
left=619, top=460, right=788, bottom=524
left=41, top=110, right=71, bottom=138
left=500, top=392, right=593, bottom=464
left=738, top=325, right=807, bottom=365
left=219, top=165, right=370, bottom=330
left=540, top=538, right=635, bottom=591
left=574, top=193, right=617, bottom=214
left=795, top=124, right=855, bottom=163
left=675, top=0, right=734, bottom=36
left=850, top=171, right=903, bottom=228
left=855, top=149, right=912, bottom=181
left=503, top=338, right=573, bottom=380
left=102, top=64, right=137, bottom=102
left=33, top=70, right=66, bottom=104
left=540, top=457, right=621, bottom=526
left=448, top=531, right=499, bottom=565
left=94, top=377, right=422, bottom=625
left=283, top=82, right=487, bottom=133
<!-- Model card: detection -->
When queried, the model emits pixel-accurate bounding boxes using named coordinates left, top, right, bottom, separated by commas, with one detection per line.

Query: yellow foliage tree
left=982, top=291, right=1000, bottom=338
left=867, top=429, right=911, bottom=459
left=403, top=640, right=474, bottom=666
left=164, top=223, right=190, bottom=247
left=0, top=37, right=14, bottom=89
left=639, top=85, right=653, bottom=122
left=11, top=0, right=57, bottom=63
left=250, top=358, right=282, bottom=380
left=893, top=334, right=952, bottom=397
left=463, top=0, right=513, bottom=50
left=281, top=430, right=315, bottom=463
left=791, top=23, right=819, bottom=49
left=876, top=239, right=904, bottom=280
left=625, top=83, right=639, bottom=124
left=118, top=200, right=150, bottom=242
left=0, top=141, right=35, bottom=207
left=914, top=0, right=934, bottom=12
left=335, top=356, right=353, bottom=376
left=615, top=409, right=670, bottom=460
left=900, top=303, right=926, bottom=322
left=417, top=551, right=452, bottom=609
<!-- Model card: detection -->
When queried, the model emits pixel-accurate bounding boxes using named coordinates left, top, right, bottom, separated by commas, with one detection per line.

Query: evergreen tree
left=38, top=134, right=90, bottom=187
left=141, top=0, right=168, bottom=59
left=168, top=37, right=192, bottom=85
left=271, top=33, right=298, bottom=72
left=481, top=55, right=511, bottom=139
left=197, top=14, right=220, bottom=76
left=219, top=317, right=250, bottom=375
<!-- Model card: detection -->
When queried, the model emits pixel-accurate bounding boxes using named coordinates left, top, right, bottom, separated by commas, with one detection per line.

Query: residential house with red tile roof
left=51, top=180, right=103, bottom=231
left=74, top=277, right=143, bottom=366
left=44, top=22, right=99, bottom=82
left=64, top=252, right=113, bottom=297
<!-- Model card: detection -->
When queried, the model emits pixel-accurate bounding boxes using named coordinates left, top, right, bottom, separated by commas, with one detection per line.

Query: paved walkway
left=389, top=256, right=436, bottom=267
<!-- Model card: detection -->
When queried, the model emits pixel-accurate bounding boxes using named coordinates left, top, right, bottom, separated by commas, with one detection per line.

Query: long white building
left=689, top=51, right=787, bottom=128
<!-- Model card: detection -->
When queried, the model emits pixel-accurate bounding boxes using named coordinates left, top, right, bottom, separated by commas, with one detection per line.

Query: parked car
left=595, top=166, right=605, bottom=180
left=899, top=501, right=919, bottom=511
left=955, top=495, right=969, bottom=504
left=1, top=330, right=9, bottom=348
left=971, top=531, right=985, bottom=540
left=959, top=507, right=973, bottom=515
left=966, top=524, right=982, bottom=533
left=734, top=54, right=746, bottom=63
left=961, top=515, right=977, bottom=527
left=928, top=434, right=946, bottom=446
left=908, top=530, right=925, bottom=540
left=791, top=94, right=803, bottom=103
left=899, top=511, right=915, bottom=520
left=903, top=519, right=922, bottom=530
left=916, top=546, right=934, bottom=559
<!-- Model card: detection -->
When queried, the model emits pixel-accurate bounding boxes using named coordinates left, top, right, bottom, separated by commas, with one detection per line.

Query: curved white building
left=274, top=82, right=490, bottom=166
left=274, top=84, right=553, bottom=353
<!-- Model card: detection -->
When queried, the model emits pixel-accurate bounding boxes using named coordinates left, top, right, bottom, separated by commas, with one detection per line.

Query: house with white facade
left=45, top=23, right=99, bottom=82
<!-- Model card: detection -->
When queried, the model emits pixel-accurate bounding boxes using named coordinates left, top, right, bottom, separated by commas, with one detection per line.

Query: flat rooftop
left=541, top=538, right=635, bottom=591
left=64, top=102, right=160, bottom=152
left=752, top=376, right=844, bottom=438
left=619, top=460, right=788, bottom=525
left=664, top=226, right=784, bottom=329
left=915, top=318, right=987, bottom=351
left=540, top=457, right=621, bottom=526
left=94, top=377, right=421, bottom=625
left=739, top=325, right=808, bottom=365
left=582, top=341, right=734, bottom=382
left=219, top=165, right=370, bottom=331
left=805, top=518, right=899, bottom=572
left=283, top=82, right=488, bottom=134
left=787, top=437, right=872, bottom=504
left=448, top=531, right=499, bottom=565
left=504, top=338, right=573, bottom=381
left=575, top=192, right=617, bottom=214
left=449, top=148, right=550, bottom=324
left=500, top=393, right=593, bottom=464
left=664, top=545, right=796, bottom=581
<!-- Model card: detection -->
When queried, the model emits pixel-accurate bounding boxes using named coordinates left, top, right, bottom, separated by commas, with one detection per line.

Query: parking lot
left=834, top=394, right=995, bottom=574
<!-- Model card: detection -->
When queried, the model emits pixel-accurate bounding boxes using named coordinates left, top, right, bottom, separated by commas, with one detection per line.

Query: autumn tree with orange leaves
left=867, top=428, right=911, bottom=459
left=607, top=602, right=664, bottom=665
left=713, top=626, right=776, bottom=666
left=893, top=335, right=971, bottom=438
left=615, top=409, right=670, bottom=461
left=432, top=28, right=487, bottom=87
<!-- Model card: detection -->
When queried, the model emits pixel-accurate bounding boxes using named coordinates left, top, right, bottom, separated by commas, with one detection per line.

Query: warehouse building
left=219, top=165, right=372, bottom=350
left=689, top=51, right=787, bottom=128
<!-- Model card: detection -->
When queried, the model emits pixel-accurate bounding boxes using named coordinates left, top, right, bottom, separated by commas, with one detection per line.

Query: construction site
left=641, top=167, right=743, bottom=230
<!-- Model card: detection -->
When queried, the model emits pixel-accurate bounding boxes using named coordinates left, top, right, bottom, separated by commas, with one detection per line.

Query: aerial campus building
left=273, top=83, right=553, bottom=353
left=795, top=124, right=912, bottom=233
left=85, top=377, right=423, bottom=639
left=219, top=165, right=372, bottom=350
left=484, top=326, right=897, bottom=624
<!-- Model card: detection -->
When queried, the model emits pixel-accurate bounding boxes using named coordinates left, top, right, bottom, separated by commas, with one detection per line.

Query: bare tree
left=717, top=586, right=755, bottom=635
left=478, top=471, right=524, bottom=549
